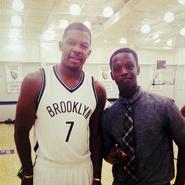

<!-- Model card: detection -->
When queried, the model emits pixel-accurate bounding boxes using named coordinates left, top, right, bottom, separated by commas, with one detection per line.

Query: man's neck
left=55, top=64, right=84, bottom=89
left=57, top=64, right=83, bottom=79
left=119, top=86, right=139, bottom=99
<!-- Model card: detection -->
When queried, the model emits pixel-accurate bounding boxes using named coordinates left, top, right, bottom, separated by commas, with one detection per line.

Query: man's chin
left=119, top=84, right=134, bottom=91
left=67, top=64, right=82, bottom=71
left=69, top=58, right=82, bottom=64
left=119, top=81, right=132, bottom=88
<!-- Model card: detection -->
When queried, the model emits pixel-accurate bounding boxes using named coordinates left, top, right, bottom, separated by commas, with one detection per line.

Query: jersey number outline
left=65, top=121, right=74, bottom=142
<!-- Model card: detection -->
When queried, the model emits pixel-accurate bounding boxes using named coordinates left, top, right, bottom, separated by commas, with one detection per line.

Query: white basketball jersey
left=34, top=66, right=97, bottom=163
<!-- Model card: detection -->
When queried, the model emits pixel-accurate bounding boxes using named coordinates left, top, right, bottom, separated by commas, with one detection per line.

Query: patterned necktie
left=122, top=102, right=137, bottom=185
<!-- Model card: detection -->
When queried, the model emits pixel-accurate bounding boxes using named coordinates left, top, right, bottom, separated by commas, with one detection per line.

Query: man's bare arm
left=14, top=70, right=42, bottom=175
left=89, top=80, right=106, bottom=184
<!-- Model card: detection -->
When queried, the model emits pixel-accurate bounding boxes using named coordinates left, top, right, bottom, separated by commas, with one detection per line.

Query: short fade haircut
left=63, top=22, right=91, bottom=44
left=109, top=47, right=138, bottom=68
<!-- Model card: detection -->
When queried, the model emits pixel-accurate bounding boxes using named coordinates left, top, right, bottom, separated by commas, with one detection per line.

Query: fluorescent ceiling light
left=180, top=27, right=185, bottom=36
left=177, top=0, right=185, bottom=5
left=83, top=21, right=91, bottom=29
left=12, top=0, right=24, bottom=11
left=69, top=4, right=81, bottom=16
left=11, top=15, right=22, bottom=27
left=141, top=24, right=151, bottom=34
left=152, top=33, right=159, bottom=39
left=103, top=6, right=114, bottom=18
left=154, top=39, right=161, bottom=43
left=163, top=12, right=175, bottom=23
left=120, top=37, right=127, bottom=44
left=112, top=13, right=120, bottom=24
left=59, top=19, right=69, bottom=29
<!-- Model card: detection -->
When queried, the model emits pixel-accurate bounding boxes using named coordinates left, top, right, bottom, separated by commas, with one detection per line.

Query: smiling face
left=110, top=51, right=140, bottom=97
left=59, top=29, right=91, bottom=71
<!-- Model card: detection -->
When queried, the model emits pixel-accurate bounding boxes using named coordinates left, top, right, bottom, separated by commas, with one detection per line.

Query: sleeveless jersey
left=34, top=66, right=97, bottom=164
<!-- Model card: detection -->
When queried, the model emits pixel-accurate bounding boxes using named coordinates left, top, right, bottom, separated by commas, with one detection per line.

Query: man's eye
left=68, top=40, right=75, bottom=46
left=126, top=64, right=134, bottom=70
left=81, top=44, right=88, bottom=50
left=113, top=66, right=121, bottom=72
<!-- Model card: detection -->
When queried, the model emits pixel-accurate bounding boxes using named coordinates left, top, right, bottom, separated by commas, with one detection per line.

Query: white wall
left=40, top=42, right=61, bottom=64
left=137, top=49, right=177, bottom=65
left=0, top=62, right=41, bottom=121
left=0, top=38, right=185, bottom=121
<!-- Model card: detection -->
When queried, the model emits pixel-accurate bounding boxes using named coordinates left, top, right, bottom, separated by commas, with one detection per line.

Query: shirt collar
left=119, top=86, right=143, bottom=105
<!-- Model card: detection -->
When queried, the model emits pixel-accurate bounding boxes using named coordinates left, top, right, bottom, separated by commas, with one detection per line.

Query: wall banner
left=5, top=63, right=23, bottom=93
left=98, top=65, right=113, bottom=92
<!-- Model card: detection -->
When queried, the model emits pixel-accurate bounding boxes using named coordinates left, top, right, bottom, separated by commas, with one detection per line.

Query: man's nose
left=121, top=67, right=128, bottom=75
left=72, top=44, right=82, bottom=53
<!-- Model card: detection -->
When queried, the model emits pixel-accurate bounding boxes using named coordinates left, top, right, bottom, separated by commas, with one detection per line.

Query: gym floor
left=0, top=124, right=176, bottom=185
left=0, top=124, right=113, bottom=185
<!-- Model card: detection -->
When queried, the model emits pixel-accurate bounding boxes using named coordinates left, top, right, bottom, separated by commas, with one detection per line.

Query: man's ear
left=59, top=41, right=63, bottom=51
left=137, top=66, right=140, bottom=75
left=110, top=71, right=114, bottom=80
left=87, top=49, right=91, bottom=58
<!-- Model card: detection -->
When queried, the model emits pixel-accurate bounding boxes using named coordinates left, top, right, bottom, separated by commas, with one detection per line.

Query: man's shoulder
left=91, top=77, right=106, bottom=99
left=23, top=69, right=42, bottom=84
left=142, top=90, right=174, bottom=105
left=21, top=69, right=43, bottom=97
left=103, top=99, right=121, bottom=114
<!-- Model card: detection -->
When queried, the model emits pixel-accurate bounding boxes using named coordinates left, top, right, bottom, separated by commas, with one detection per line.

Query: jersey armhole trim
left=36, top=68, right=46, bottom=109
left=92, top=77, right=98, bottom=105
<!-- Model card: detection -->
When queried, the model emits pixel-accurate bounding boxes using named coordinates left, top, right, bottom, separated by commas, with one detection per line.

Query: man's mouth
left=69, top=56, right=82, bottom=62
left=122, top=77, right=132, bottom=80
left=120, top=77, right=132, bottom=82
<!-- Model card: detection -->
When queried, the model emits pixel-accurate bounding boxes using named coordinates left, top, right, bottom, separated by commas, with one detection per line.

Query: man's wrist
left=22, top=174, right=33, bottom=180
left=93, top=178, right=101, bottom=182
left=17, top=167, right=33, bottom=180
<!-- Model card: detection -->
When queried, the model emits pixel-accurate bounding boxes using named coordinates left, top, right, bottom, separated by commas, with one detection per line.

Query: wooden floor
left=0, top=124, right=20, bottom=185
left=0, top=124, right=113, bottom=185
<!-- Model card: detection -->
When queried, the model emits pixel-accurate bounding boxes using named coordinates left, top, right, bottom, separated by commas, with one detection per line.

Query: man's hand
left=92, top=180, right=101, bottom=185
left=21, top=178, right=33, bottom=185
left=106, top=144, right=127, bottom=164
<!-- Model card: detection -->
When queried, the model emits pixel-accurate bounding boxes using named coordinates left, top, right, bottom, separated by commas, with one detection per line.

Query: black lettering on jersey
left=77, top=103, right=82, bottom=115
left=60, top=101, right=66, bottom=113
left=82, top=105, right=89, bottom=116
left=53, top=103, right=61, bottom=114
left=72, top=101, right=79, bottom=113
left=46, top=101, right=94, bottom=119
left=46, top=106, right=55, bottom=117
left=84, top=109, right=92, bottom=119
left=66, top=101, right=72, bottom=112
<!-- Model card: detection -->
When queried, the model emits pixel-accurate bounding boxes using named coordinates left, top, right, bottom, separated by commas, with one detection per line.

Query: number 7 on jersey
left=65, top=121, right=74, bottom=142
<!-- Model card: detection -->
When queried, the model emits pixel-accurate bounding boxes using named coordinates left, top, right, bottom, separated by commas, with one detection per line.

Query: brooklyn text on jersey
left=46, top=100, right=93, bottom=119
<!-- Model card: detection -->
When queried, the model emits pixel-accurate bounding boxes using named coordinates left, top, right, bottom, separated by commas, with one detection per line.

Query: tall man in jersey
left=14, top=22, right=106, bottom=185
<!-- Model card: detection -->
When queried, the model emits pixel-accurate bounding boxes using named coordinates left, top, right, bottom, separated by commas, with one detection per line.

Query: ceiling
left=0, top=0, right=185, bottom=50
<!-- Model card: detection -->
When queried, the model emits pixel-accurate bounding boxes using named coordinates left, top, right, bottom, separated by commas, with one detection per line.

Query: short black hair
left=109, top=47, right=138, bottom=68
left=63, top=22, right=91, bottom=43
